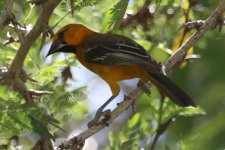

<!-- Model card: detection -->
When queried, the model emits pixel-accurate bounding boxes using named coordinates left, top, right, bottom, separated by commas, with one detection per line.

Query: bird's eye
left=58, top=31, right=64, bottom=39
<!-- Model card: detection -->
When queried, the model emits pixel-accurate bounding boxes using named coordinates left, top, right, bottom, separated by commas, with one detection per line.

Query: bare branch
left=0, top=0, right=14, bottom=33
left=58, top=0, right=225, bottom=149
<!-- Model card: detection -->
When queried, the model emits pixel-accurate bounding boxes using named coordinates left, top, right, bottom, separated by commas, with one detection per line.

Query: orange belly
left=76, top=48, right=148, bottom=95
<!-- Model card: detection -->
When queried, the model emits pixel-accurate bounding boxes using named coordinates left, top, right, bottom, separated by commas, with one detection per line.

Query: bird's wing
left=84, top=34, right=161, bottom=71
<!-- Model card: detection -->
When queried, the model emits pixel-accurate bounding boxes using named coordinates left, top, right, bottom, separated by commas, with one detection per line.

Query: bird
left=47, top=24, right=196, bottom=127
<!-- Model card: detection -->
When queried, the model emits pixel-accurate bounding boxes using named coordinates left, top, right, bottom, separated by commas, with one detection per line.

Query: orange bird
left=47, top=24, right=196, bottom=126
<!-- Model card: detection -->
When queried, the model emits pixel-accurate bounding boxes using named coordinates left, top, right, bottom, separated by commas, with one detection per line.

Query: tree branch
left=0, top=0, right=61, bottom=104
left=57, top=0, right=225, bottom=149
left=165, top=0, right=225, bottom=72
left=9, top=0, right=61, bottom=75
left=0, top=0, right=14, bottom=33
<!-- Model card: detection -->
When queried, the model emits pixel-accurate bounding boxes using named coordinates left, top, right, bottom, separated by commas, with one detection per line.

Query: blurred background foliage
left=0, top=0, right=225, bottom=149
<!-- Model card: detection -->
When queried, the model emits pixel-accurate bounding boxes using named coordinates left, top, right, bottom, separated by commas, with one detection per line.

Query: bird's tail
left=148, top=72, right=197, bottom=107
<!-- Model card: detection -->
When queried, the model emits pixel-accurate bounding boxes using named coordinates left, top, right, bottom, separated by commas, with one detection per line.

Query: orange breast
left=75, top=47, right=150, bottom=96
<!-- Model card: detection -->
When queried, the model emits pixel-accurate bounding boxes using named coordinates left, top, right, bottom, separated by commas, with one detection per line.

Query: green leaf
left=108, top=0, right=129, bottom=31
left=177, top=107, right=206, bottom=116
left=29, top=116, right=54, bottom=140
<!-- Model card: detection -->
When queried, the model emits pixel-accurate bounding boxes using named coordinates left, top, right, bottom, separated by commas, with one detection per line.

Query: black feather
left=148, top=72, right=197, bottom=107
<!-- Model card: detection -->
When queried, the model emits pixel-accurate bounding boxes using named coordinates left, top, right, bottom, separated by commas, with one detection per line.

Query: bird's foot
left=87, top=109, right=112, bottom=128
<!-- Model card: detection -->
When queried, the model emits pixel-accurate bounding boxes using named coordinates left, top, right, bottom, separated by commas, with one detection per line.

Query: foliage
left=108, top=0, right=129, bottom=31
left=0, top=0, right=224, bottom=149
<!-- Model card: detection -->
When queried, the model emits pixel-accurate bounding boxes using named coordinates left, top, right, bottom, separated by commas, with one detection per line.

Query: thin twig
left=58, top=1, right=225, bottom=149
left=145, top=93, right=165, bottom=150
left=149, top=116, right=174, bottom=150
left=165, top=0, right=225, bottom=72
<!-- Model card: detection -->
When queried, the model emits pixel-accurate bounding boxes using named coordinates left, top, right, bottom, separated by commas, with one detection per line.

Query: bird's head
left=47, top=24, right=93, bottom=57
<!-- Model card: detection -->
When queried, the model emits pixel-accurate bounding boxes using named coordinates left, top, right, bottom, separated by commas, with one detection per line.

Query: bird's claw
left=101, top=109, right=111, bottom=126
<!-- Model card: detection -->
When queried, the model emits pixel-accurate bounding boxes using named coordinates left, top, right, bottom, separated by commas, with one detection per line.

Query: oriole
left=47, top=24, right=196, bottom=126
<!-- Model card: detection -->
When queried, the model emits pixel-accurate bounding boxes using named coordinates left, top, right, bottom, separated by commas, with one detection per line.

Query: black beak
left=46, top=41, right=76, bottom=57
left=46, top=41, right=65, bottom=57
